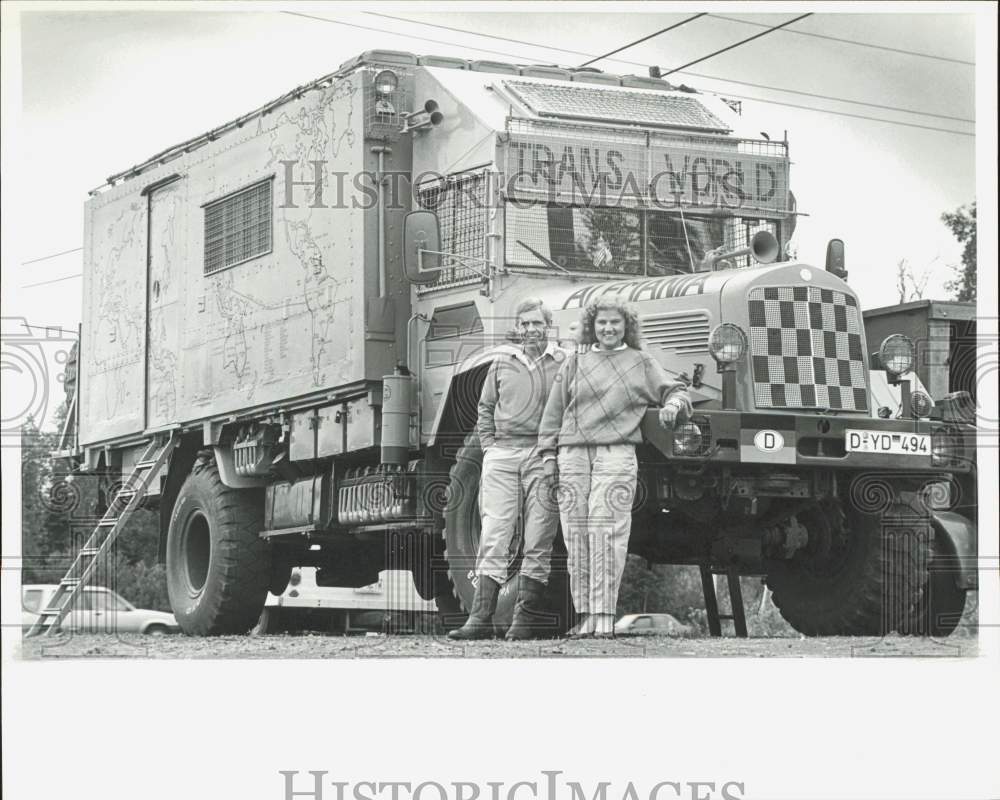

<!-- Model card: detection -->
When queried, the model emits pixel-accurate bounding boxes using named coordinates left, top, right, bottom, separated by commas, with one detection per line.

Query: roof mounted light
left=879, top=334, right=914, bottom=377
left=708, top=323, right=748, bottom=365
left=374, top=70, right=399, bottom=96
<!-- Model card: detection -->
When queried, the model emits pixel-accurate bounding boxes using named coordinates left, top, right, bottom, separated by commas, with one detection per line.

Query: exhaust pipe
left=702, top=230, right=780, bottom=270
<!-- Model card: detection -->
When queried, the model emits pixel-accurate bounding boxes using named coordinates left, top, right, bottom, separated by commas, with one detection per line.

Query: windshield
left=505, top=202, right=779, bottom=276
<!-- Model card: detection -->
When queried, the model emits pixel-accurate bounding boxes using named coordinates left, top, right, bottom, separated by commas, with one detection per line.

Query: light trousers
left=556, top=444, right=637, bottom=616
left=477, top=445, right=560, bottom=584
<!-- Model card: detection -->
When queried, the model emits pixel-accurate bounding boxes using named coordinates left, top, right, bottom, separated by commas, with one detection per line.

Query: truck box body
left=79, top=66, right=413, bottom=449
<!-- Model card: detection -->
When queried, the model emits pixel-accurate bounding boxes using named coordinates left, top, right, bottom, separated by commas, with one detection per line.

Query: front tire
left=766, top=500, right=930, bottom=636
left=902, top=542, right=968, bottom=637
left=166, top=451, right=271, bottom=635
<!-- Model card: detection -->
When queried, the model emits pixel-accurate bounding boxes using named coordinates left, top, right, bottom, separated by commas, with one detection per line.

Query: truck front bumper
left=642, top=409, right=975, bottom=473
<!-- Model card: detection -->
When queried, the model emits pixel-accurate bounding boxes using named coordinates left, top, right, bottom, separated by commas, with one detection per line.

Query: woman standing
left=538, top=298, right=692, bottom=638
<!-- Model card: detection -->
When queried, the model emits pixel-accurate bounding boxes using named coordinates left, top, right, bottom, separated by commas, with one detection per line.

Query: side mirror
left=825, top=238, right=847, bottom=280
left=785, top=190, right=797, bottom=241
left=403, top=210, right=443, bottom=284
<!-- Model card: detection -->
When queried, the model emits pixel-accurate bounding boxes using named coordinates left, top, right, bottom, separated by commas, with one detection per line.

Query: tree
left=942, top=203, right=976, bottom=302
left=895, top=258, right=936, bottom=304
left=20, top=416, right=63, bottom=582
left=20, top=403, right=165, bottom=604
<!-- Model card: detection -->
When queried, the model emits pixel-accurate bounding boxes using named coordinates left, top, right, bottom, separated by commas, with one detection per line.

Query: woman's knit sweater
left=537, top=346, right=692, bottom=454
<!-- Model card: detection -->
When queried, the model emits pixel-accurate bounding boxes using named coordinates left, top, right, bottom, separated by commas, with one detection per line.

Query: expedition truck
left=54, top=50, right=977, bottom=638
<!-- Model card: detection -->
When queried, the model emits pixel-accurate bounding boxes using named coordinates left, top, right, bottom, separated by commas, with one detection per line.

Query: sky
left=3, top=4, right=985, bottom=339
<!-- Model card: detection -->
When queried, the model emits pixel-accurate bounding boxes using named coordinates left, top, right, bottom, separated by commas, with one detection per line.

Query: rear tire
left=442, top=433, right=573, bottom=636
left=166, top=451, right=271, bottom=635
left=767, top=500, right=930, bottom=636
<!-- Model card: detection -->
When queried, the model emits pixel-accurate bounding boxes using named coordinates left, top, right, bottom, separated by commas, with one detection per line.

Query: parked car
left=22, top=585, right=179, bottom=635
left=259, top=568, right=439, bottom=635
left=615, top=613, right=693, bottom=637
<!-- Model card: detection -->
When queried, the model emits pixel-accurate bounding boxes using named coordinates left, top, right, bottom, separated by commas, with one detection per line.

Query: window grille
left=204, top=179, right=273, bottom=275
left=416, top=172, right=489, bottom=288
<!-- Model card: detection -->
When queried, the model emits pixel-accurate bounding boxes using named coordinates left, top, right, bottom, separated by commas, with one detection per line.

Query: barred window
left=416, top=173, right=488, bottom=285
left=204, top=179, right=273, bottom=275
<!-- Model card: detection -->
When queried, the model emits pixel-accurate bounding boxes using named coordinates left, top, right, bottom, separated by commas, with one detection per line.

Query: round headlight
left=879, top=334, right=914, bottom=376
left=708, top=323, right=748, bottom=364
left=673, top=422, right=703, bottom=456
left=374, top=70, right=399, bottom=96
left=910, top=390, right=933, bottom=419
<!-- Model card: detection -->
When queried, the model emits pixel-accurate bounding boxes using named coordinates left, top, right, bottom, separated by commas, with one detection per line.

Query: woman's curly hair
left=577, top=297, right=644, bottom=350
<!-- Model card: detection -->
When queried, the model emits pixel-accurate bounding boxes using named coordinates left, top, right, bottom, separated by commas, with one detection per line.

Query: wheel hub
left=183, top=512, right=211, bottom=592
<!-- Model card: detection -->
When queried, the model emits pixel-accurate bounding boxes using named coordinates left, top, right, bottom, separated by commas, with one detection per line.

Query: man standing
left=448, top=298, right=565, bottom=641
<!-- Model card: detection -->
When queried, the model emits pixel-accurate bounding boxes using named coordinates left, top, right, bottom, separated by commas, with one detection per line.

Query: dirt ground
left=16, top=631, right=978, bottom=660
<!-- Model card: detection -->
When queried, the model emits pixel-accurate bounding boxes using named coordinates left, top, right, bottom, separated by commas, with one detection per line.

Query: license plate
left=845, top=430, right=930, bottom=455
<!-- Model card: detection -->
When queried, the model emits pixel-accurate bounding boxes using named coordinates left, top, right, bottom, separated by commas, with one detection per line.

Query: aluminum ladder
left=699, top=564, right=748, bottom=638
left=26, top=433, right=177, bottom=638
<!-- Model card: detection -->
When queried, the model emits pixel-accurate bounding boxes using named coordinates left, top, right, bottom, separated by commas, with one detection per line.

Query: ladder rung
left=32, top=436, right=176, bottom=636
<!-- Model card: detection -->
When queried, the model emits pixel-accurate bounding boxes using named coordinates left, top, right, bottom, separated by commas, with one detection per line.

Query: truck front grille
left=747, top=286, right=868, bottom=411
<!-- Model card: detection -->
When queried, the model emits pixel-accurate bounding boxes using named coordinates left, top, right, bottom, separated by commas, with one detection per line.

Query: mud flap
left=928, top=511, right=977, bottom=590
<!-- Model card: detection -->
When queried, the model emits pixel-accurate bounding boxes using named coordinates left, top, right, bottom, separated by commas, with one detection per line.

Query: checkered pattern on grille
left=747, top=286, right=868, bottom=411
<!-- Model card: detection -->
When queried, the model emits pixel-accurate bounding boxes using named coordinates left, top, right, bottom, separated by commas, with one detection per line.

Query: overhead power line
left=659, top=13, right=814, bottom=77
left=359, top=12, right=974, bottom=124
left=364, top=11, right=974, bottom=68
left=21, top=273, right=83, bottom=289
left=287, top=11, right=974, bottom=136
left=281, top=10, right=526, bottom=59
left=9, top=322, right=79, bottom=336
left=706, top=13, right=975, bottom=66
left=710, top=93, right=973, bottom=137
left=20, top=247, right=83, bottom=266
left=578, top=13, right=707, bottom=68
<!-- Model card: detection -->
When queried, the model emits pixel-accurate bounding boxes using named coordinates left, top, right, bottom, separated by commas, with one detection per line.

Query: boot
left=592, top=613, right=616, bottom=639
left=505, top=575, right=550, bottom=640
left=447, top=576, right=501, bottom=640
left=566, top=614, right=594, bottom=639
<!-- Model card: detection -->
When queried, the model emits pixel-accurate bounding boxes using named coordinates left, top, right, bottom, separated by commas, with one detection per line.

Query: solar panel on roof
left=503, top=80, right=731, bottom=133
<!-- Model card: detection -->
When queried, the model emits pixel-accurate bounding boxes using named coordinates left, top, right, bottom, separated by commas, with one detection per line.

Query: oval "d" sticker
left=754, top=430, right=784, bottom=452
